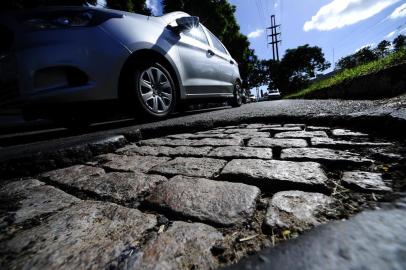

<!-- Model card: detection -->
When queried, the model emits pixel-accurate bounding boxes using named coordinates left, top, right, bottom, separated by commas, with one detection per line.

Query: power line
left=253, top=0, right=267, bottom=29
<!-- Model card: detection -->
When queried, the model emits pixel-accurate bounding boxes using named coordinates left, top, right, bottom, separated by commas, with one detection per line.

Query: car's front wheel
left=229, top=82, right=243, bottom=107
left=129, top=61, right=176, bottom=118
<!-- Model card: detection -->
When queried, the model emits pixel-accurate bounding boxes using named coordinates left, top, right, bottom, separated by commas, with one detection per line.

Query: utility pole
left=267, top=15, right=281, bottom=61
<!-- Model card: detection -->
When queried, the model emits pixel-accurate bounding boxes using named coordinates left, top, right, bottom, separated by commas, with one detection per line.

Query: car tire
left=229, top=82, right=243, bottom=107
left=128, top=61, right=177, bottom=119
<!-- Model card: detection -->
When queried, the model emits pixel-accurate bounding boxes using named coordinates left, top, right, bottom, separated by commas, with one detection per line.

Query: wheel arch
left=118, top=49, right=182, bottom=102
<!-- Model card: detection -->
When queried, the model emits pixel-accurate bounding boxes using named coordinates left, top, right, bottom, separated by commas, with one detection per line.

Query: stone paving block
left=281, top=148, right=373, bottom=165
left=149, top=157, right=227, bottom=178
left=306, top=126, right=331, bottom=131
left=342, top=171, right=392, bottom=193
left=227, top=208, right=406, bottom=270
left=167, top=133, right=234, bottom=139
left=231, top=132, right=271, bottom=140
left=208, top=146, right=273, bottom=159
left=221, top=159, right=328, bottom=191
left=134, top=221, right=223, bottom=270
left=332, top=129, right=368, bottom=137
left=139, top=138, right=194, bottom=146
left=274, top=131, right=328, bottom=139
left=191, top=137, right=244, bottom=147
left=223, top=128, right=259, bottom=134
left=195, top=129, right=225, bottom=134
left=264, top=126, right=303, bottom=133
left=0, top=201, right=157, bottom=270
left=165, top=133, right=194, bottom=139
left=246, top=124, right=282, bottom=129
left=116, top=144, right=212, bottom=157
left=99, top=153, right=170, bottom=173
left=116, top=144, right=168, bottom=156
left=169, top=146, right=213, bottom=156
left=311, top=137, right=392, bottom=148
left=265, top=190, right=332, bottom=231
left=41, top=165, right=105, bottom=186
left=370, top=149, right=404, bottom=161
left=283, top=124, right=306, bottom=128
left=73, top=172, right=167, bottom=203
left=248, top=138, right=308, bottom=148
left=0, top=179, right=80, bottom=225
left=146, top=175, right=260, bottom=225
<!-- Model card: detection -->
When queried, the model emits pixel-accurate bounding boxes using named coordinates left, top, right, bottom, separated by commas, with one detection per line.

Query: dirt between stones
left=1, top=123, right=405, bottom=269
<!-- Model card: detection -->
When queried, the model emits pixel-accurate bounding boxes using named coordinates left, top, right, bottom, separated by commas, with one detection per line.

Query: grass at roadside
left=285, top=49, right=406, bottom=99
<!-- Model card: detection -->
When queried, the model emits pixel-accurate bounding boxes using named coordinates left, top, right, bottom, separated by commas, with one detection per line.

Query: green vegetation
left=285, top=49, right=406, bottom=99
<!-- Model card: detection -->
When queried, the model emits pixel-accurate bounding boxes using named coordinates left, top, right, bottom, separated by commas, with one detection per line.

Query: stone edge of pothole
left=0, top=112, right=405, bottom=180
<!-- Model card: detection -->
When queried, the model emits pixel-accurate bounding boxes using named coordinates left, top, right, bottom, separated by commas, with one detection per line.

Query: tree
left=336, top=46, right=378, bottom=70
left=263, top=45, right=330, bottom=96
left=375, top=40, right=391, bottom=58
left=393, top=34, right=406, bottom=51
left=336, top=54, right=357, bottom=70
left=162, top=0, right=257, bottom=88
left=1, top=0, right=96, bottom=9
left=105, top=0, right=151, bottom=15
left=246, top=58, right=268, bottom=89
left=354, top=46, right=378, bottom=65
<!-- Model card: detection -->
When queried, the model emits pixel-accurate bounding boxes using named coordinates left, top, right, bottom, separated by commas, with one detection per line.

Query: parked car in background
left=258, top=96, right=268, bottom=102
left=268, top=89, right=281, bottom=100
left=249, top=95, right=257, bottom=102
left=0, top=6, right=243, bottom=125
left=241, top=89, right=251, bottom=103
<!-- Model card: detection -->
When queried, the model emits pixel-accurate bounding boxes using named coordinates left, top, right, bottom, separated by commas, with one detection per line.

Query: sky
left=134, top=0, right=406, bottom=94
left=228, top=0, right=406, bottom=72
left=145, top=0, right=406, bottom=67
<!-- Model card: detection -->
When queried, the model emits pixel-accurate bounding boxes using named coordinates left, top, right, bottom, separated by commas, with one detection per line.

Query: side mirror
left=175, top=16, right=200, bottom=32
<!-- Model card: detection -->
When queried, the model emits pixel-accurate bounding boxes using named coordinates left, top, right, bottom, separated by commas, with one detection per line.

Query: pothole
left=1, top=122, right=405, bottom=270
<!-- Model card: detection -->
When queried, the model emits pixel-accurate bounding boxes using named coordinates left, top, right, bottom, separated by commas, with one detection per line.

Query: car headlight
left=24, top=12, right=93, bottom=30
left=22, top=9, right=122, bottom=31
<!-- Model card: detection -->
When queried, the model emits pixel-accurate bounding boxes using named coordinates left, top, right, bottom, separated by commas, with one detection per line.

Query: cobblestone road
left=1, top=122, right=405, bottom=269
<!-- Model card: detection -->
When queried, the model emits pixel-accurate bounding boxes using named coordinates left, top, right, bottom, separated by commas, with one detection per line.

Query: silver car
left=0, top=6, right=243, bottom=122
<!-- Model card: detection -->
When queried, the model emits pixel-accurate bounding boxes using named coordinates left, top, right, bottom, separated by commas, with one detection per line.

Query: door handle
left=229, top=60, right=234, bottom=65
left=207, top=49, right=215, bottom=56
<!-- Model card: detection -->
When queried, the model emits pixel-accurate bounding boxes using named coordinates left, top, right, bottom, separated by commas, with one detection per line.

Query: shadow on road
left=0, top=105, right=231, bottom=147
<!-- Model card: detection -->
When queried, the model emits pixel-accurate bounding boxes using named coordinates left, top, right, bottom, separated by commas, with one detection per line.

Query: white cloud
left=146, top=0, right=160, bottom=15
left=355, top=43, right=375, bottom=52
left=96, top=0, right=106, bottom=7
left=304, top=0, right=400, bottom=31
left=385, top=25, right=406, bottom=40
left=247, top=29, right=264, bottom=39
left=385, top=30, right=397, bottom=39
left=389, top=3, right=406, bottom=19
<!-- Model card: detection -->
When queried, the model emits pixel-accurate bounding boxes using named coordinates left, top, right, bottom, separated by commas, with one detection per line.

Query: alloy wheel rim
left=139, top=67, right=173, bottom=114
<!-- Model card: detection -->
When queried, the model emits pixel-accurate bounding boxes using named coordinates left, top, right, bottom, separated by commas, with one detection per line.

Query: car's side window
left=182, top=24, right=209, bottom=45
left=206, top=30, right=228, bottom=55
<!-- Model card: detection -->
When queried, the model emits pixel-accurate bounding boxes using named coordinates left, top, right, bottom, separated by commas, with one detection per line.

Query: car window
left=206, top=30, right=228, bottom=55
left=183, top=24, right=209, bottom=45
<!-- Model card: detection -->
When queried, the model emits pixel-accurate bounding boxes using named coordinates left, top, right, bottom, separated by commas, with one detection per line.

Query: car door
left=203, top=27, right=235, bottom=94
left=175, top=24, right=220, bottom=95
